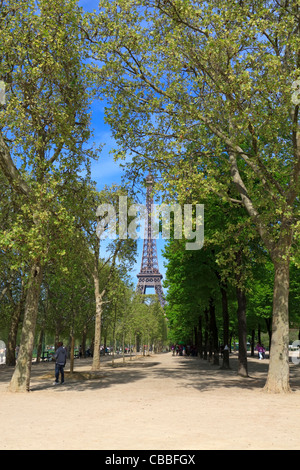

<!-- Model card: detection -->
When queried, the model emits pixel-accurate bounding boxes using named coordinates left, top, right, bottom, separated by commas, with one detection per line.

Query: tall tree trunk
left=82, top=325, right=87, bottom=358
left=91, top=236, right=104, bottom=371
left=36, top=284, right=49, bottom=365
left=209, top=298, right=219, bottom=365
left=220, top=284, right=230, bottom=370
left=90, top=238, right=121, bottom=371
left=91, top=276, right=103, bottom=371
left=6, top=279, right=25, bottom=366
left=6, top=302, right=22, bottom=366
left=258, top=324, right=261, bottom=345
left=103, top=333, right=107, bottom=355
left=203, top=308, right=209, bottom=360
left=265, top=317, right=272, bottom=353
left=129, top=333, right=132, bottom=360
left=193, top=326, right=197, bottom=354
left=198, top=314, right=203, bottom=358
left=251, top=329, right=255, bottom=357
left=69, top=333, right=75, bottom=374
left=264, top=259, right=291, bottom=393
left=122, top=331, right=125, bottom=363
left=236, top=287, right=248, bottom=377
left=8, top=262, right=43, bottom=392
left=36, top=328, right=44, bottom=364
left=111, top=304, right=117, bottom=366
left=234, top=250, right=248, bottom=377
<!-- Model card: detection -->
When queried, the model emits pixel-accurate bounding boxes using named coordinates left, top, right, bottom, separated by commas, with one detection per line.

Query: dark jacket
left=55, top=346, right=67, bottom=366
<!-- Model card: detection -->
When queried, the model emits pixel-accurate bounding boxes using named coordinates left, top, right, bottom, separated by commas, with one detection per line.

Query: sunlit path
left=1, top=352, right=300, bottom=450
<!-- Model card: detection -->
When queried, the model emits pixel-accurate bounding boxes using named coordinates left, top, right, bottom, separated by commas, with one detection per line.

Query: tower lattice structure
left=136, top=174, right=165, bottom=308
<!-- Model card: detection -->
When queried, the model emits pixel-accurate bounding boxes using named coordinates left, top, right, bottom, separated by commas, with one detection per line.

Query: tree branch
left=228, top=153, right=273, bottom=252
left=0, top=132, right=30, bottom=196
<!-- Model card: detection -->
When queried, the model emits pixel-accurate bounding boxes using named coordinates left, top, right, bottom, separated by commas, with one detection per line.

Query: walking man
left=54, top=342, right=67, bottom=385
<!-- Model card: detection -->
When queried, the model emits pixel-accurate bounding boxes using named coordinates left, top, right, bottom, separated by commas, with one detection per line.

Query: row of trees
left=1, top=253, right=166, bottom=368
left=0, top=0, right=167, bottom=392
left=162, top=192, right=300, bottom=376
left=0, top=162, right=167, bottom=387
left=0, top=0, right=96, bottom=391
left=85, top=0, right=300, bottom=393
left=0, top=0, right=299, bottom=394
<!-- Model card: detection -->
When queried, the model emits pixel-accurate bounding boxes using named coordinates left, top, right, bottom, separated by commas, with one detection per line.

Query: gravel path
left=0, top=352, right=300, bottom=450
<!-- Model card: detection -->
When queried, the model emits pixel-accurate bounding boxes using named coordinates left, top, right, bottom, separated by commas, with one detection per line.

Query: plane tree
left=74, top=184, right=138, bottom=371
left=88, top=0, right=300, bottom=392
left=0, top=0, right=95, bottom=391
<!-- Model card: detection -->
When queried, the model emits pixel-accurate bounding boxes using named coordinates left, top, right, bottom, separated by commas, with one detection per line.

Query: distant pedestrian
left=53, top=342, right=67, bottom=385
left=255, top=342, right=264, bottom=360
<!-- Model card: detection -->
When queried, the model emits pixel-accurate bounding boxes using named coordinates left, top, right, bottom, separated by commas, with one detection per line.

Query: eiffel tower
left=136, top=173, right=165, bottom=308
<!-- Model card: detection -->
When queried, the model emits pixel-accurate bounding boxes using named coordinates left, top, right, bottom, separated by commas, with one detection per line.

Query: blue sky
left=78, top=1, right=168, bottom=289
left=78, top=0, right=99, bottom=10
left=89, top=98, right=168, bottom=288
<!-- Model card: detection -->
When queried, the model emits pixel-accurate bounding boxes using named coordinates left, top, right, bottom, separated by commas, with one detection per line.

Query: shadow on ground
left=151, top=354, right=300, bottom=393
left=0, top=357, right=161, bottom=393
left=1, top=353, right=299, bottom=393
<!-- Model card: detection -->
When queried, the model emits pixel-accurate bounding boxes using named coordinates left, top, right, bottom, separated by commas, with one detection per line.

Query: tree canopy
left=86, top=0, right=300, bottom=393
left=0, top=0, right=299, bottom=394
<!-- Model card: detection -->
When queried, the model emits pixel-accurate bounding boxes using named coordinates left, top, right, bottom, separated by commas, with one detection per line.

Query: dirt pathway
left=0, top=352, right=300, bottom=450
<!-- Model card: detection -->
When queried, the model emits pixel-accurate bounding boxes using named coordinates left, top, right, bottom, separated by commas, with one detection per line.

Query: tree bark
left=8, top=262, right=43, bottom=392
left=122, top=331, right=125, bottom=363
left=220, top=284, right=230, bottom=370
left=203, top=308, right=209, bottom=360
left=0, top=132, right=30, bottom=196
left=234, top=249, right=248, bottom=377
left=36, top=299, right=48, bottom=364
left=36, top=328, right=44, bottom=364
left=236, top=287, right=248, bottom=377
left=264, top=259, right=291, bottom=393
left=82, top=326, right=87, bottom=358
left=258, top=324, right=261, bottom=345
left=209, top=299, right=219, bottom=365
left=197, top=314, right=203, bottom=358
left=91, top=236, right=104, bottom=371
left=251, top=329, right=255, bottom=357
left=90, top=238, right=121, bottom=371
left=265, top=317, right=272, bottom=353
left=6, top=302, right=22, bottom=366
left=91, top=274, right=103, bottom=371
left=69, top=333, right=75, bottom=374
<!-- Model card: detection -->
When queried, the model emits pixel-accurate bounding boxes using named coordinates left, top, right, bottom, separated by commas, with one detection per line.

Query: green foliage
left=0, top=0, right=97, bottom=271
left=89, top=0, right=299, bottom=261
